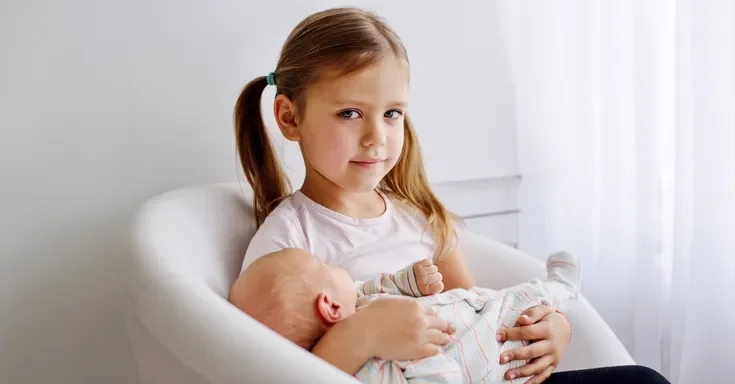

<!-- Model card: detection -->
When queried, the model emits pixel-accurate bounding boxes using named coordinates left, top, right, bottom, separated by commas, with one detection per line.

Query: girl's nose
left=361, top=119, right=387, bottom=147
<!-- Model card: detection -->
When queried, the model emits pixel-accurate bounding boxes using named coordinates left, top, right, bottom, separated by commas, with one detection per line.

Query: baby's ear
left=316, top=292, right=344, bottom=325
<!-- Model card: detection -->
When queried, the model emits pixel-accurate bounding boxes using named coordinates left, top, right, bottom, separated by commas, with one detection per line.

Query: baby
left=232, top=249, right=580, bottom=384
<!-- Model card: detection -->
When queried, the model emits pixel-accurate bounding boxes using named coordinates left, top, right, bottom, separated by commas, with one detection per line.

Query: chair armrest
left=132, top=276, right=360, bottom=384
left=556, top=297, right=635, bottom=371
left=460, top=231, right=546, bottom=289
left=460, top=231, right=635, bottom=370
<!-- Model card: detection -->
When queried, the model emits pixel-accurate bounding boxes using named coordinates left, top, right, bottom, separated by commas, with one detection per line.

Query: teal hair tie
left=266, top=72, right=276, bottom=86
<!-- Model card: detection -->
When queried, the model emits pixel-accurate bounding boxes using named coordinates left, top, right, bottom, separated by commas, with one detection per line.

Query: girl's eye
left=385, top=109, right=403, bottom=119
left=339, top=110, right=360, bottom=120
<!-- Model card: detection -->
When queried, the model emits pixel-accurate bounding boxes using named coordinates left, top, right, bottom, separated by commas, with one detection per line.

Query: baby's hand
left=413, top=259, right=444, bottom=296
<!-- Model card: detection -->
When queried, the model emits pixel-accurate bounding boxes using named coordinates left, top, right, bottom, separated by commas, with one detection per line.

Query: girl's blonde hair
left=234, top=7, right=458, bottom=259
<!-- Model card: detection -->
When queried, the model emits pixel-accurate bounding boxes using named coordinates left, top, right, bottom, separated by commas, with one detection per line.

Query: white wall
left=0, top=1, right=517, bottom=383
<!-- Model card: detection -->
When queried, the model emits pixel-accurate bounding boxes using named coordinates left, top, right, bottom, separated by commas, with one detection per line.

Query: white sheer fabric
left=497, top=1, right=735, bottom=382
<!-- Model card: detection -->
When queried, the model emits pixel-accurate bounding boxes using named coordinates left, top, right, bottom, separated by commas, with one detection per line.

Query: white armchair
left=121, top=183, right=634, bottom=384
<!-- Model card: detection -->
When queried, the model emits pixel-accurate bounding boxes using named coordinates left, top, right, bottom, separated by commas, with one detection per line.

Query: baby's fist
left=413, top=259, right=444, bottom=296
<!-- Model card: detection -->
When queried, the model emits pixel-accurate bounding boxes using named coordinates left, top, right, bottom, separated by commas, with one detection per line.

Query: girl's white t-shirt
left=240, top=190, right=437, bottom=282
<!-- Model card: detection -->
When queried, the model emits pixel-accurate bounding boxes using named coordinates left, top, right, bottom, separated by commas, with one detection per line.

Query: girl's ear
left=315, top=292, right=344, bottom=326
left=273, top=94, right=300, bottom=142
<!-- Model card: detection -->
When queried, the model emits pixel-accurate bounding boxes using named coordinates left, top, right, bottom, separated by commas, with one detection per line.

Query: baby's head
left=231, top=249, right=357, bottom=350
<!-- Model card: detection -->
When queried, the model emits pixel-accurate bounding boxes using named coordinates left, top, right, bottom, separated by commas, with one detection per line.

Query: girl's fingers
left=417, top=343, right=442, bottom=359
left=517, top=305, right=554, bottom=325
left=505, top=354, right=555, bottom=380
left=498, top=320, right=551, bottom=342
left=500, top=340, right=551, bottom=364
left=526, top=365, right=556, bottom=384
left=425, top=329, right=451, bottom=346
left=425, top=313, right=456, bottom=334
left=425, top=314, right=455, bottom=333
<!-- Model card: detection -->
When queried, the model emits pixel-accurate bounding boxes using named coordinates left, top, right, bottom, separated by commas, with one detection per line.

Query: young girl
left=228, top=7, right=669, bottom=384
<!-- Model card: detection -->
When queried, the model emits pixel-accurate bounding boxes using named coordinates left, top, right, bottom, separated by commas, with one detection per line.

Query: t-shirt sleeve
left=240, top=213, right=306, bottom=274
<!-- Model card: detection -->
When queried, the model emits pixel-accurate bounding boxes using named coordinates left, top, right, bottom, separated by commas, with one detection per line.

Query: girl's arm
left=435, top=246, right=475, bottom=291
left=311, top=314, right=372, bottom=375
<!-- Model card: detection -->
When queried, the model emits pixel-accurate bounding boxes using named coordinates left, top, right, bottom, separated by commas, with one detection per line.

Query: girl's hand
left=360, top=296, right=456, bottom=360
left=413, top=259, right=444, bottom=296
left=312, top=296, right=455, bottom=375
left=496, top=306, right=571, bottom=384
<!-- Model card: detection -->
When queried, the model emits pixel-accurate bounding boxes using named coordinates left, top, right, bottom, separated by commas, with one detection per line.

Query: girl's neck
left=300, top=174, right=386, bottom=219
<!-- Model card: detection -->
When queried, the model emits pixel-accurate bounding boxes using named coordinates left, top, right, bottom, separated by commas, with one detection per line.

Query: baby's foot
left=546, top=252, right=581, bottom=296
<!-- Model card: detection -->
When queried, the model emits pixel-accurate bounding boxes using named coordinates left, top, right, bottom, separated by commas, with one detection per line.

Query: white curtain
left=498, top=1, right=735, bottom=383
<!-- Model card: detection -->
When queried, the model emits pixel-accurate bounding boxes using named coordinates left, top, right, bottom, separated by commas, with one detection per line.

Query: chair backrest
left=125, top=183, right=256, bottom=305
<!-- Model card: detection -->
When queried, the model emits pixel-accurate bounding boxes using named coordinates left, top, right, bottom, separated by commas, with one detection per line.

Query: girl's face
left=278, top=56, right=409, bottom=194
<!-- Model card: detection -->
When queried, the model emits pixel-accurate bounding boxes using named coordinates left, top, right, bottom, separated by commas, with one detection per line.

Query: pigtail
left=380, top=114, right=460, bottom=262
left=234, top=76, right=291, bottom=227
